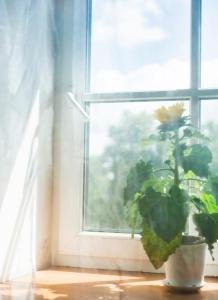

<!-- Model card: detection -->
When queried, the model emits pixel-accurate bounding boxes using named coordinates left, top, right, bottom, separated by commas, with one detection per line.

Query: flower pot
left=163, top=235, right=206, bottom=292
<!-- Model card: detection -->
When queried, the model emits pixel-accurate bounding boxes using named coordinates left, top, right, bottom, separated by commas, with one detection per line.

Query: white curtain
left=0, top=0, right=54, bottom=281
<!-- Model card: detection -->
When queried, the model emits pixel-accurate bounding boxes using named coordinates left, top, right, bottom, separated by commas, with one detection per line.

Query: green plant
left=124, top=103, right=218, bottom=269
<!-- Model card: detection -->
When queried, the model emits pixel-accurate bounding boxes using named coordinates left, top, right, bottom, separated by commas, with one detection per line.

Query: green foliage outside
left=85, top=111, right=166, bottom=231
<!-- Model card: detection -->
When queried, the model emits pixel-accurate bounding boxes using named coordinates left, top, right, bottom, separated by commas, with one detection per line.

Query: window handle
left=67, top=91, right=89, bottom=121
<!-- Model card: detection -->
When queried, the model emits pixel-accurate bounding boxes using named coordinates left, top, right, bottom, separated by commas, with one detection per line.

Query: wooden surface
left=0, top=267, right=218, bottom=299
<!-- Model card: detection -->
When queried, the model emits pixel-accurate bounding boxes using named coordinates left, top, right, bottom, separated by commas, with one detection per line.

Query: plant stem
left=174, top=129, right=180, bottom=185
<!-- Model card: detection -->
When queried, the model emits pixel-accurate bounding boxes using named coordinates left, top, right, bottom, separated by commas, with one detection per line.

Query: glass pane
left=90, top=0, right=190, bottom=92
left=201, top=100, right=218, bottom=173
left=84, top=100, right=189, bottom=232
left=201, top=0, right=218, bottom=88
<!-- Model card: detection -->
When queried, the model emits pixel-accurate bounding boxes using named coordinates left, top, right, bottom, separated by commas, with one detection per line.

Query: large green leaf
left=209, top=176, right=218, bottom=203
left=124, top=194, right=142, bottom=237
left=141, top=177, right=173, bottom=194
left=141, top=223, right=182, bottom=269
left=138, top=186, right=188, bottom=242
left=193, top=213, right=218, bottom=256
left=191, top=196, right=206, bottom=213
left=181, top=144, right=212, bottom=177
left=191, top=193, right=218, bottom=214
left=200, top=193, right=218, bottom=213
left=123, top=160, right=152, bottom=204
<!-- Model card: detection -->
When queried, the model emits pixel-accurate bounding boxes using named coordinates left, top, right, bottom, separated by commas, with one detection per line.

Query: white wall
left=0, top=0, right=54, bottom=281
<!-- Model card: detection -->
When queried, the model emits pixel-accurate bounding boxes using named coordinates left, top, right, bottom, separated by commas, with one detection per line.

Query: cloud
left=91, top=59, right=190, bottom=92
left=202, top=59, right=218, bottom=88
left=143, top=0, right=162, bottom=16
left=93, top=0, right=167, bottom=47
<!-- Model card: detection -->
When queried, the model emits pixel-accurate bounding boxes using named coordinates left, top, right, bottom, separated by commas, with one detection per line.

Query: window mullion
left=72, top=0, right=89, bottom=98
left=190, top=0, right=202, bottom=128
left=85, top=0, right=92, bottom=92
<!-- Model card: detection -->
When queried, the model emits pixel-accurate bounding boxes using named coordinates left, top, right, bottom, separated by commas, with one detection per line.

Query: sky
left=88, top=0, right=218, bottom=155
left=90, top=0, right=218, bottom=92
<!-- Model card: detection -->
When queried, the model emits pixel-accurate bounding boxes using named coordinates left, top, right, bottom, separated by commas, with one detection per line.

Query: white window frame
left=53, top=0, right=218, bottom=275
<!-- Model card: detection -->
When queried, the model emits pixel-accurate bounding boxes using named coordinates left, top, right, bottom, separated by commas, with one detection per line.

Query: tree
left=85, top=111, right=166, bottom=231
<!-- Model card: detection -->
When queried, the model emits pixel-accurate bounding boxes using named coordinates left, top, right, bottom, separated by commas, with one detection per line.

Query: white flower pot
left=163, top=236, right=206, bottom=292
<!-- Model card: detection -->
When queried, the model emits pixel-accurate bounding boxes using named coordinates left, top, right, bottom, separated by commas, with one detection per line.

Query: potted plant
left=124, top=103, right=218, bottom=291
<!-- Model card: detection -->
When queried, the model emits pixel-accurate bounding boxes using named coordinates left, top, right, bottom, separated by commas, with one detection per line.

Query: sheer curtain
left=0, top=0, right=54, bottom=281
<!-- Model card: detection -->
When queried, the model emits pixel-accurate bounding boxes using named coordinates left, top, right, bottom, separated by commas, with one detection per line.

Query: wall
left=0, top=0, right=54, bottom=281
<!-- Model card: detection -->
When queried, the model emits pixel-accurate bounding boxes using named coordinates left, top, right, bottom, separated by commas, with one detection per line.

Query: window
left=55, top=0, right=218, bottom=274
left=84, top=0, right=218, bottom=234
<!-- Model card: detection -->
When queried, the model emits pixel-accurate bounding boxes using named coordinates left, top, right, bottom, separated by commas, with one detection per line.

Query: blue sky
left=91, top=0, right=190, bottom=91
left=90, top=0, right=218, bottom=91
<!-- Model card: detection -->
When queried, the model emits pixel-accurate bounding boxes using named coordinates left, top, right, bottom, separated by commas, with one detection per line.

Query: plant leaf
left=193, top=213, right=218, bottom=257
left=181, top=144, right=212, bottom=177
left=191, top=193, right=218, bottom=213
left=209, top=175, right=218, bottom=203
left=191, top=196, right=207, bottom=213
left=124, top=193, right=142, bottom=237
left=141, top=223, right=182, bottom=269
left=141, top=177, right=173, bottom=194
left=139, top=186, right=188, bottom=242
left=183, top=128, right=194, bottom=138
left=123, top=160, right=153, bottom=204
left=200, top=192, right=218, bottom=213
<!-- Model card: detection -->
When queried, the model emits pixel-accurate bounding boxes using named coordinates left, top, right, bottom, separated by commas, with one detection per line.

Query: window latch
left=67, top=91, right=89, bottom=121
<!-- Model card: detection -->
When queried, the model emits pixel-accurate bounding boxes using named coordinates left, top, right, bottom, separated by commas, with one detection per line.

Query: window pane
left=90, top=0, right=190, bottom=92
left=201, top=100, right=218, bottom=172
left=84, top=100, right=189, bottom=232
left=201, top=0, right=218, bottom=88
